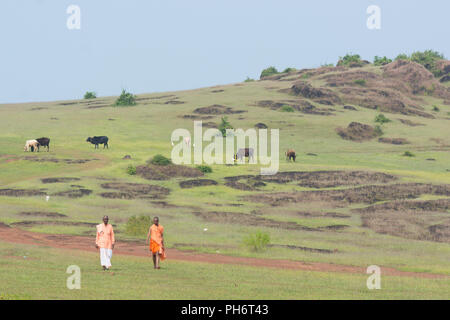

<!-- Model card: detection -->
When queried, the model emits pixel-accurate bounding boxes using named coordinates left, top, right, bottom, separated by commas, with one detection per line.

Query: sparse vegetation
left=196, top=165, right=212, bottom=173
left=354, top=79, right=366, bottom=86
left=115, top=89, right=137, bottom=106
left=83, top=91, right=97, bottom=99
left=149, top=154, right=171, bottom=166
left=432, top=105, right=440, bottom=112
left=282, top=67, right=296, bottom=73
left=125, top=215, right=152, bottom=236
left=260, top=66, right=279, bottom=79
left=394, top=50, right=445, bottom=77
left=374, top=56, right=392, bottom=66
left=337, top=54, right=363, bottom=67
left=375, top=114, right=391, bottom=124
left=374, top=125, right=384, bottom=136
left=127, top=165, right=136, bottom=175
left=403, top=151, right=415, bottom=157
left=218, top=116, right=233, bottom=137
left=244, top=77, right=255, bottom=82
left=243, top=231, right=270, bottom=252
left=280, top=105, right=295, bottom=112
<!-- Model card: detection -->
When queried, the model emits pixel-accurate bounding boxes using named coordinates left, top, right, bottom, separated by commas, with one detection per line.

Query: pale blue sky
left=0, top=0, right=448, bottom=103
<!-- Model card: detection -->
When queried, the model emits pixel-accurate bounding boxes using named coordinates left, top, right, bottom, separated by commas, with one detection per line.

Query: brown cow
left=285, top=149, right=296, bottom=162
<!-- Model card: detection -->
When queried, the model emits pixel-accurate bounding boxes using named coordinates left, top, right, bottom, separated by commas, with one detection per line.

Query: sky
left=0, top=0, right=449, bottom=103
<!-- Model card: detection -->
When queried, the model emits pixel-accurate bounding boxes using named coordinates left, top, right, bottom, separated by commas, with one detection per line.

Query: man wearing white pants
left=95, top=216, right=115, bottom=271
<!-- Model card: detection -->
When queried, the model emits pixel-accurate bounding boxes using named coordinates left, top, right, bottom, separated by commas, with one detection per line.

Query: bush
left=395, top=53, right=409, bottom=61
left=244, top=77, right=255, bottom=82
left=218, top=116, right=233, bottom=137
left=410, top=50, right=445, bottom=77
left=374, top=114, right=391, bottom=124
left=280, top=105, right=295, bottom=112
left=125, top=215, right=152, bottom=236
left=115, top=89, right=137, bottom=106
left=282, top=67, right=296, bottom=73
left=337, top=54, right=362, bottom=66
left=149, top=154, right=171, bottom=166
left=84, top=91, right=97, bottom=99
left=374, top=125, right=384, bottom=136
left=196, top=165, right=212, bottom=173
left=260, top=66, right=279, bottom=79
left=127, top=165, right=136, bottom=175
left=243, top=231, right=270, bottom=252
left=403, top=151, right=415, bottom=157
left=373, top=56, right=392, bottom=66
left=432, top=105, right=440, bottom=112
left=354, top=79, right=366, bottom=86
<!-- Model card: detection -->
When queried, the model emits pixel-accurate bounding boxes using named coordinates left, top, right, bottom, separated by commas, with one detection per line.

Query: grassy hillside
left=0, top=59, right=449, bottom=299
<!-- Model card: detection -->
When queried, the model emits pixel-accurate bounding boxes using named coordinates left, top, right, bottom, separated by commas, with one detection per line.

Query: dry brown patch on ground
left=398, top=118, right=424, bottom=126
left=41, top=177, right=81, bottom=184
left=355, top=198, right=450, bottom=213
left=180, top=114, right=214, bottom=120
left=53, top=188, right=92, bottom=198
left=193, top=104, right=246, bottom=115
left=23, top=157, right=96, bottom=164
left=378, top=137, right=410, bottom=145
left=290, top=81, right=342, bottom=105
left=99, top=182, right=170, bottom=200
left=136, top=164, right=203, bottom=181
left=11, top=220, right=98, bottom=227
left=18, top=212, right=67, bottom=218
left=0, top=189, right=47, bottom=197
left=179, top=179, right=218, bottom=189
left=336, top=122, right=379, bottom=141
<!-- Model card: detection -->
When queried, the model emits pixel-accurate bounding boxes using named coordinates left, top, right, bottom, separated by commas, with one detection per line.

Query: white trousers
left=100, top=248, right=112, bottom=268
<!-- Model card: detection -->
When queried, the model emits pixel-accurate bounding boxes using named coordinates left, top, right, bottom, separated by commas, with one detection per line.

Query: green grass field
left=0, top=63, right=449, bottom=299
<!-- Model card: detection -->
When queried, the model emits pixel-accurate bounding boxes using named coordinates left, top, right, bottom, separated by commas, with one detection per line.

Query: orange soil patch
left=0, top=224, right=446, bottom=279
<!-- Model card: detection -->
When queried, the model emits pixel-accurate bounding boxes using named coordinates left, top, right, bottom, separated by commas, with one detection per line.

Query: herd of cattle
left=24, top=136, right=109, bottom=152
left=23, top=136, right=297, bottom=162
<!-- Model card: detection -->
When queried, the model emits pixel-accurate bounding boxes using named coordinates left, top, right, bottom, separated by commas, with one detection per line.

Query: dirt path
left=0, top=224, right=447, bottom=279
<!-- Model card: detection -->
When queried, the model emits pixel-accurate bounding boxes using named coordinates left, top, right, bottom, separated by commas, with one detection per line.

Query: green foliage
left=126, top=165, right=136, bottom=175
left=403, top=151, right=415, bottom=157
left=321, top=63, right=334, bottom=67
left=115, top=89, right=137, bottom=106
left=375, top=114, right=391, bottom=124
left=196, top=165, right=212, bottom=173
left=244, top=77, right=255, bottom=82
left=301, top=73, right=312, bottom=79
left=260, top=66, right=279, bottom=79
left=432, top=105, right=440, bottom=112
left=282, top=67, right=296, bottom=73
left=218, top=116, right=233, bottom=137
left=280, top=105, right=295, bottom=112
left=83, top=91, right=97, bottom=99
left=354, top=79, right=366, bottom=86
left=374, top=125, right=384, bottom=136
left=373, top=56, right=392, bottom=66
left=125, top=215, right=152, bottom=236
left=243, top=231, right=270, bottom=252
left=395, top=53, right=409, bottom=61
left=149, top=154, right=172, bottom=166
left=337, top=54, right=362, bottom=66
left=394, top=50, right=445, bottom=77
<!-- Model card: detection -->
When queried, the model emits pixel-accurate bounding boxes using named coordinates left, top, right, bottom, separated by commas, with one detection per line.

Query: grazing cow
left=35, top=137, right=50, bottom=152
left=86, top=136, right=109, bottom=149
left=234, top=148, right=254, bottom=162
left=24, top=140, right=39, bottom=152
left=285, top=149, right=296, bottom=162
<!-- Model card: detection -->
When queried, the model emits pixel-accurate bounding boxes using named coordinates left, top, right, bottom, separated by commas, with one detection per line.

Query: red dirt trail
left=0, top=224, right=447, bottom=279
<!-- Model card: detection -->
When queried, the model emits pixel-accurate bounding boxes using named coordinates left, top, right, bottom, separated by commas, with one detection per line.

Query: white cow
left=24, top=139, right=39, bottom=152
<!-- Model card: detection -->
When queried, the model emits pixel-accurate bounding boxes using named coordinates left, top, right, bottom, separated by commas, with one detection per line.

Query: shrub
left=395, top=53, right=409, bottom=61
left=337, top=54, right=362, bottom=66
left=374, top=125, right=384, bottom=136
left=432, top=105, right=440, bottom=112
left=403, top=151, right=415, bottom=157
left=260, top=66, right=279, bottom=79
left=301, top=72, right=312, bottom=79
left=125, top=215, right=152, bottom=236
left=373, top=56, right=392, bottom=66
left=244, top=77, right=255, bottom=82
left=149, top=154, right=171, bottom=166
left=321, top=63, right=334, bottom=67
left=374, top=114, right=391, bottom=124
left=127, top=165, right=136, bottom=175
left=84, top=91, right=97, bottom=99
left=410, top=50, right=445, bottom=77
left=243, top=231, right=270, bottom=252
left=354, top=79, right=366, bottom=86
left=196, top=165, right=212, bottom=173
left=115, top=89, right=137, bottom=106
left=218, top=116, right=233, bottom=137
left=282, top=67, right=296, bottom=73
left=280, top=105, right=295, bottom=112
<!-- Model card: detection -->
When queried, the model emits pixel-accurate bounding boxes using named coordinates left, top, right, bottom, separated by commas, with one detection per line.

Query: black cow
left=86, top=136, right=109, bottom=149
left=35, top=137, right=50, bottom=152
left=234, top=148, right=254, bottom=162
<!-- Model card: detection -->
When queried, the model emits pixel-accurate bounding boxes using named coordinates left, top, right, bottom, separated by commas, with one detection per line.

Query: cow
left=285, top=149, right=296, bottom=162
left=24, top=140, right=39, bottom=152
left=234, top=148, right=254, bottom=162
left=86, top=136, right=109, bottom=149
left=35, top=137, right=50, bottom=152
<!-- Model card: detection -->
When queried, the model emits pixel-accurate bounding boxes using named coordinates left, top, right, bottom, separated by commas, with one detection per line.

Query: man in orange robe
left=146, top=217, right=165, bottom=269
left=95, top=215, right=115, bottom=271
